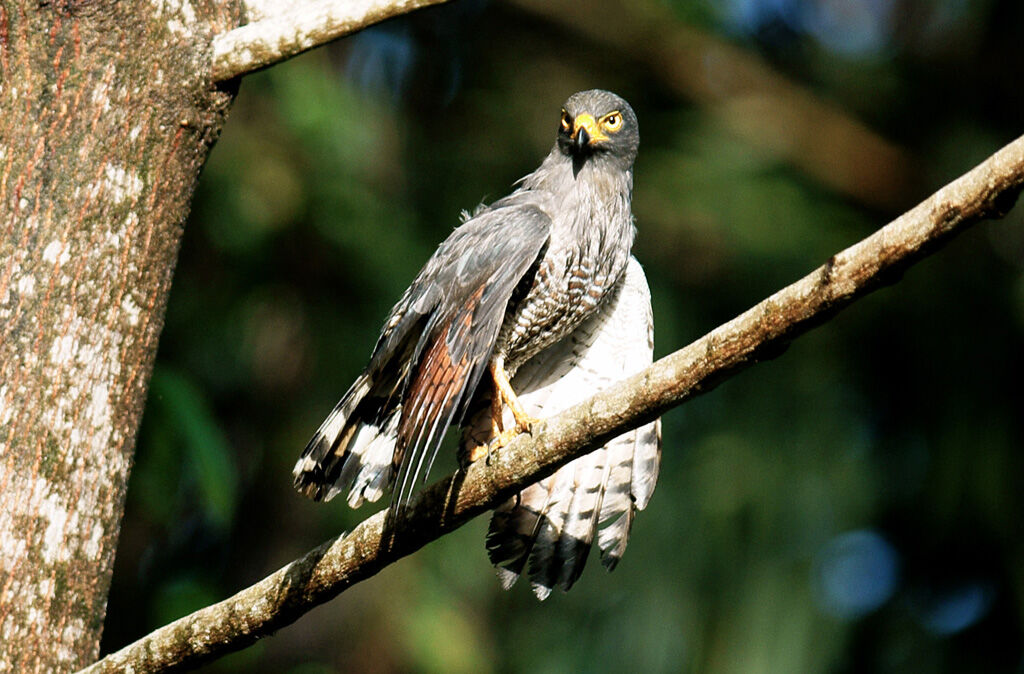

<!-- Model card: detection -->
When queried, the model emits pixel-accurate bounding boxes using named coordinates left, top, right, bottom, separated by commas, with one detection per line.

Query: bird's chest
left=498, top=204, right=631, bottom=370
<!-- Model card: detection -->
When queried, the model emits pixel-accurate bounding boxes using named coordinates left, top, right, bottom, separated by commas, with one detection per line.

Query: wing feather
left=295, top=201, right=551, bottom=505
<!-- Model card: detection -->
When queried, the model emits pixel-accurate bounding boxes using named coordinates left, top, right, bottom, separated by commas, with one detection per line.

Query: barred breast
left=497, top=172, right=635, bottom=373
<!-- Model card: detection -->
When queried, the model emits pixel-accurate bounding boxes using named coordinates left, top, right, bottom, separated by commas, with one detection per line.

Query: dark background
left=102, top=0, right=1024, bottom=671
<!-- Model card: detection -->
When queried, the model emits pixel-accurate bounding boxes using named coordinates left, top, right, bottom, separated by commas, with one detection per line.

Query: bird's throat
left=572, top=154, right=587, bottom=178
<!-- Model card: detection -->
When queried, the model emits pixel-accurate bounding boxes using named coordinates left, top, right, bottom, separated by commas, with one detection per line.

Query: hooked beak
left=570, top=113, right=605, bottom=156
left=572, top=124, right=590, bottom=155
left=566, top=113, right=608, bottom=177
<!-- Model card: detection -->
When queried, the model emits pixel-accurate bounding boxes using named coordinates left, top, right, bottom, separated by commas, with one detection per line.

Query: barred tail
left=292, top=374, right=400, bottom=508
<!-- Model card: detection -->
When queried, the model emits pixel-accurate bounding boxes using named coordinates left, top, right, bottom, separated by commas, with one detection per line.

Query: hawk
left=294, top=90, right=662, bottom=598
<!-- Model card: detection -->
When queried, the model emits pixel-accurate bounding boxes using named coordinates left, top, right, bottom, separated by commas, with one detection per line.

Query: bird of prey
left=294, top=89, right=661, bottom=597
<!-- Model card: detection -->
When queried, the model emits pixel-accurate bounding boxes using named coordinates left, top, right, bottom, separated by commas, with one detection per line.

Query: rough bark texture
left=83, top=134, right=1024, bottom=674
left=0, top=0, right=242, bottom=670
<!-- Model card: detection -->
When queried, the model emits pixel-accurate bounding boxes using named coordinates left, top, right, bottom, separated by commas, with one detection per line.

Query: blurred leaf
left=151, top=576, right=221, bottom=627
left=401, top=584, right=493, bottom=674
left=128, top=415, right=180, bottom=526
left=150, top=367, right=239, bottom=528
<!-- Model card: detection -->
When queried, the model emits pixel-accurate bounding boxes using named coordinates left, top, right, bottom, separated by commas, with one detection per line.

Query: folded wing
left=294, top=202, right=551, bottom=507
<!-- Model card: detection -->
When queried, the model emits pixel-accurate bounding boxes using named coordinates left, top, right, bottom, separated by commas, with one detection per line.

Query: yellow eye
left=560, top=110, right=571, bottom=132
left=601, top=112, right=622, bottom=132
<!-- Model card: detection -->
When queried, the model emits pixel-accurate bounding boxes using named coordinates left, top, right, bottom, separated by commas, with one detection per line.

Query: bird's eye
left=560, top=111, right=572, bottom=132
left=601, top=112, right=623, bottom=132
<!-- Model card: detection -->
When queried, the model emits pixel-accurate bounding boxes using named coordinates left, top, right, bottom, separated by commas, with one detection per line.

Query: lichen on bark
left=0, top=0, right=242, bottom=669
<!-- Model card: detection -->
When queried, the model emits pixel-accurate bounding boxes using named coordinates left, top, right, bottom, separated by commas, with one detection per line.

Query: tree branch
left=211, top=0, right=450, bottom=82
left=82, top=134, right=1024, bottom=673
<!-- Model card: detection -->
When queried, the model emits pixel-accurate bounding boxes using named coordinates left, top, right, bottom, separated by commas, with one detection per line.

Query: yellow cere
left=572, top=113, right=608, bottom=143
left=571, top=111, right=624, bottom=144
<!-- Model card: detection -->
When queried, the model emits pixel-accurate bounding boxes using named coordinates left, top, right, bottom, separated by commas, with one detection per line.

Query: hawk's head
left=556, top=90, right=639, bottom=174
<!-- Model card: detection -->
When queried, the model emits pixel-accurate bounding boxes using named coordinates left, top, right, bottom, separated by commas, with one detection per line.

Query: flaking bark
left=82, top=134, right=1024, bottom=673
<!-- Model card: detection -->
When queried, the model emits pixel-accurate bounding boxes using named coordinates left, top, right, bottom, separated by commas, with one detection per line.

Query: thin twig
left=211, top=0, right=450, bottom=82
left=81, top=134, right=1024, bottom=673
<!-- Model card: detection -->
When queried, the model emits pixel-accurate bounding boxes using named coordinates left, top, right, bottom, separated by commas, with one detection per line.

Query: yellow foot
left=490, top=358, right=540, bottom=425
left=465, top=411, right=540, bottom=467
left=466, top=443, right=490, bottom=463
left=506, top=406, right=540, bottom=435
left=490, top=415, right=539, bottom=449
left=470, top=356, right=543, bottom=463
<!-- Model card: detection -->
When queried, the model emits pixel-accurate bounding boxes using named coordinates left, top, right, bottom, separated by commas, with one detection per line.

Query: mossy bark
left=0, top=0, right=241, bottom=669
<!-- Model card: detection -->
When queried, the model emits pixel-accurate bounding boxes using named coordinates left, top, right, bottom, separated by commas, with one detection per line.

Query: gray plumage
left=293, top=89, right=660, bottom=596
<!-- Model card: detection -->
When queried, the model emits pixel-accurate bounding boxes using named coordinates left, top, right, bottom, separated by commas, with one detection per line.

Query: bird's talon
left=487, top=414, right=539, bottom=452
left=488, top=426, right=521, bottom=452
left=518, top=415, right=540, bottom=435
left=466, top=444, right=489, bottom=464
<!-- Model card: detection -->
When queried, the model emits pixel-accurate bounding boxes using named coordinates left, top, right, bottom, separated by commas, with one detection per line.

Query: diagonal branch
left=211, top=0, right=451, bottom=82
left=81, top=134, right=1024, bottom=673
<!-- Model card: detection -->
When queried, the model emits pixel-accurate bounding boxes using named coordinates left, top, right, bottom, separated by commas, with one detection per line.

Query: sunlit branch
left=211, top=0, right=450, bottom=82
left=80, top=134, right=1024, bottom=673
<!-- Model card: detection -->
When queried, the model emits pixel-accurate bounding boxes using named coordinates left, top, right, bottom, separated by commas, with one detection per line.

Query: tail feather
left=486, top=478, right=556, bottom=590
left=343, top=414, right=400, bottom=508
left=292, top=374, right=399, bottom=504
left=524, top=468, right=576, bottom=600
left=552, top=451, right=606, bottom=591
left=630, top=418, right=662, bottom=510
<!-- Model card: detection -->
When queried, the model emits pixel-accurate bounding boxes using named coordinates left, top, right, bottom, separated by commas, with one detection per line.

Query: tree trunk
left=0, top=0, right=241, bottom=669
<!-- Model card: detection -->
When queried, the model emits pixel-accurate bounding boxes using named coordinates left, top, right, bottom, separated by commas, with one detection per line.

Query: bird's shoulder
left=423, top=191, right=553, bottom=281
left=451, top=190, right=553, bottom=242
left=372, top=191, right=553, bottom=348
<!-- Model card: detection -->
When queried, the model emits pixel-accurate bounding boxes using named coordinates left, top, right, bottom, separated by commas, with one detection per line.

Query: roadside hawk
left=294, top=89, right=662, bottom=598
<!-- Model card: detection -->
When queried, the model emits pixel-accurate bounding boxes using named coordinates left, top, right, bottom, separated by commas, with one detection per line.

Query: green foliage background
left=103, top=0, right=1024, bottom=671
